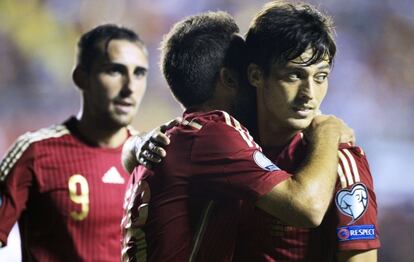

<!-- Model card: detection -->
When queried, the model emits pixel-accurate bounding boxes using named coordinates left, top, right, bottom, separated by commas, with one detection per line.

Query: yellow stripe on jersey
left=232, top=118, right=254, bottom=148
left=221, top=111, right=255, bottom=148
left=182, top=119, right=203, bottom=130
left=189, top=120, right=202, bottom=130
left=190, top=201, right=215, bottom=262
left=343, top=149, right=361, bottom=182
left=337, top=163, right=348, bottom=188
left=0, top=125, right=69, bottom=182
left=338, top=150, right=354, bottom=186
left=223, top=111, right=233, bottom=127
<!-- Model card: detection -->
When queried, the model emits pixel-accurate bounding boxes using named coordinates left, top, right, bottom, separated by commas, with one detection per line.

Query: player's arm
left=122, top=118, right=181, bottom=172
left=337, top=249, right=377, bottom=262
left=334, top=145, right=380, bottom=257
left=0, top=135, right=36, bottom=247
left=133, top=115, right=353, bottom=228
left=256, top=115, right=355, bottom=227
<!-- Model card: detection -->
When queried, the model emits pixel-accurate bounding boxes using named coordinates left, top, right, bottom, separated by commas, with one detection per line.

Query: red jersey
left=234, top=133, right=380, bottom=262
left=122, top=110, right=291, bottom=262
left=0, top=117, right=132, bottom=262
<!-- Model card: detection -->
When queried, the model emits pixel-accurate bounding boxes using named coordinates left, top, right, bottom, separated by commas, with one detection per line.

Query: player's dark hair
left=246, top=1, right=336, bottom=75
left=76, top=24, right=147, bottom=72
left=160, top=11, right=241, bottom=108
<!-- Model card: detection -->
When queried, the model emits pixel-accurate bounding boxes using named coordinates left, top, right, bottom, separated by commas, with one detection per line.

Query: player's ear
left=247, top=63, right=264, bottom=89
left=72, top=66, right=88, bottom=90
left=219, top=67, right=238, bottom=90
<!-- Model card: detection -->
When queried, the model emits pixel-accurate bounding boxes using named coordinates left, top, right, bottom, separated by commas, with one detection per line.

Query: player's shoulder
left=176, top=110, right=248, bottom=138
left=339, top=143, right=367, bottom=158
left=336, top=143, right=373, bottom=190
left=187, top=110, right=248, bottom=133
left=186, top=110, right=259, bottom=159
left=16, top=123, right=70, bottom=147
left=195, top=110, right=256, bottom=144
left=0, top=123, right=69, bottom=181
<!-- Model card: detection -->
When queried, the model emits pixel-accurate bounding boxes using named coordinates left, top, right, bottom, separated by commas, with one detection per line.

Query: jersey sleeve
left=334, top=146, right=380, bottom=251
left=190, top=120, right=291, bottom=202
left=0, top=136, right=36, bottom=246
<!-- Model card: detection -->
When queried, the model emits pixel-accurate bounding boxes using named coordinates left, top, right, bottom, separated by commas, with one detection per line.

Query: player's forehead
left=94, top=39, right=148, bottom=68
left=281, top=48, right=331, bottom=71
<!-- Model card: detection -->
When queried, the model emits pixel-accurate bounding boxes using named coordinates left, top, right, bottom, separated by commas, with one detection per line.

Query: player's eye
left=105, top=65, right=124, bottom=75
left=134, top=67, right=147, bottom=79
left=314, top=72, right=329, bottom=84
left=285, top=70, right=303, bottom=82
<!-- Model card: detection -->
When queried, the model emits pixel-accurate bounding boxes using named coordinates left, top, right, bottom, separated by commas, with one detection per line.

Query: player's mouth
left=113, top=99, right=135, bottom=114
left=291, top=105, right=314, bottom=118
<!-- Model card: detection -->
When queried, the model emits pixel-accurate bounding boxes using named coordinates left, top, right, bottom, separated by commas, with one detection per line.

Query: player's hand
left=135, top=117, right=182, bottom=169
left=304, top=115, right=355, bottom=145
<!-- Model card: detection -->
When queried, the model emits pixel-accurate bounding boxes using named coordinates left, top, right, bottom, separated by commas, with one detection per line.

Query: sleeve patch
left=335, top=183, right=369, bottom=224
left=253, top=151, right=280, bottom=171
left=337, top=225, right=376, bottom=241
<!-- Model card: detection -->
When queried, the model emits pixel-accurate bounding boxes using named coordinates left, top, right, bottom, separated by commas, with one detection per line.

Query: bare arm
left=337, top=249, right=377, bottom=262
left=256, top=115, right=355, bottom=227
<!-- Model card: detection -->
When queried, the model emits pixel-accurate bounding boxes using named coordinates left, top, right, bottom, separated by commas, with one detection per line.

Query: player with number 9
left=0, top=24, right=148, bottom=261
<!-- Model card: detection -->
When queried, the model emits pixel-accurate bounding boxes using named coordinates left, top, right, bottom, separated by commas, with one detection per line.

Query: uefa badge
left=335, top=183, right=369, bottom=224
left=253, top=151, right=280, bottom=171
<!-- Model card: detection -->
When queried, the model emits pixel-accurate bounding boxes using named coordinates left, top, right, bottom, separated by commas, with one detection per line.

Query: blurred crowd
left=0, top=0, right=413, bottom=261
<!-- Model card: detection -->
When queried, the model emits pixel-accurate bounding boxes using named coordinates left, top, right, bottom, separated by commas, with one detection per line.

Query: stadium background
left=0, top=0, right=412, bottom=261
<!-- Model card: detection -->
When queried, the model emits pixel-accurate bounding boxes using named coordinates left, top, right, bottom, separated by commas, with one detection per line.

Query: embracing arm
left=256, top=115, right=354, bottom=227
left=121, top=118, right=181, bottom=173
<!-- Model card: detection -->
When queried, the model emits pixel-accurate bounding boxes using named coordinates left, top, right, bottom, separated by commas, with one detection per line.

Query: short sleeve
left=190, top=120, right=291, bottom=202
left=334, top=146, right=381, bottom=250
left=0, top=140, right=35, bottom=246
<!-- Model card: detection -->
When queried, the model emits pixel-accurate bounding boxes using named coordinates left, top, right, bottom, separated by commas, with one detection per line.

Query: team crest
left=335, top=183, right=368, bottom=224
left=253, top=151, right=280, bottom=171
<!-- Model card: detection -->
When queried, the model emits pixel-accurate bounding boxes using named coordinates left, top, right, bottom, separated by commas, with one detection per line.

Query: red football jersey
left=0, top=117, right=132, bottom=262
left=234, top=132, right=380, bottom=262
left=122, top=110, right=291, bottom=262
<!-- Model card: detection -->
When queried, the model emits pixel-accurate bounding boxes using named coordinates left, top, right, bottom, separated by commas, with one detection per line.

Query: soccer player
left=0, top=24, right=149, bottom=261
left=121, top=11, right=355, bottom=262
left=232, top=2, right=380, bottom=262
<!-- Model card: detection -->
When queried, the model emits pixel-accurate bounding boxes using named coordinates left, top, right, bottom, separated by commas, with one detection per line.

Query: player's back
left=124, top=110, right=245, bottom=261
left=123, top=110, right=290, bottom=262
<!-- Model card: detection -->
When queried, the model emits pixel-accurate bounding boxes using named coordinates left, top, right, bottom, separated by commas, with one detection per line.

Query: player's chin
left=286, top=117, right=312, bottom=131
left=111, top=114, right=134, bottom=127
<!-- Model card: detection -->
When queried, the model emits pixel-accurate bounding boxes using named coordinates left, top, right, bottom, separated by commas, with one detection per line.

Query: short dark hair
left=76, top=24, right=147, bottom=72
left=160, top=11, right=240, bottom=108
left=246, top=1, right=336, bottom=75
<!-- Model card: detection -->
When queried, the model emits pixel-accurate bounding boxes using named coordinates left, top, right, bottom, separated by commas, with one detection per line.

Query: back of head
left=160, top=11, right=240, bottom=108
left=76, top=24, right=147, bottom=72
left=246, top=0, right=336, bottom=74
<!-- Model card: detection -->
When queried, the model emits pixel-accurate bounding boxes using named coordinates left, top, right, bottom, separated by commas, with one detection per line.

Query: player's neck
left=75, top=115, right=128, bottom=148
left=257, top=105, right=297, bottom=147
left=189, top=101, right=234, bottom=115
left=258, top=122, right=297, bottom=147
